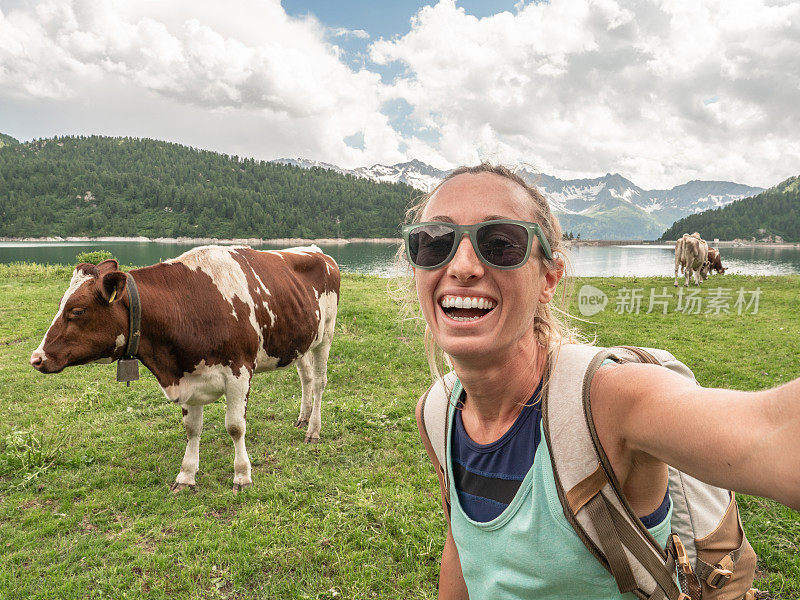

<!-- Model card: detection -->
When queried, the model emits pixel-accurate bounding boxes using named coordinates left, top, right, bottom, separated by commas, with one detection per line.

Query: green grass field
left=0, top=264, right=798, bottom=599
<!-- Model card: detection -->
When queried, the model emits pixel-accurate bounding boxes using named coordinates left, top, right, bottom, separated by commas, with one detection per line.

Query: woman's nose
left=447, top=235, right=484, bottom=281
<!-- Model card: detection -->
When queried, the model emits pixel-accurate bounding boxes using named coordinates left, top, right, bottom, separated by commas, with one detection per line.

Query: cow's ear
left=75, top=263, right=100, bottom=278
left=100, top=271, right=127, bottom=304
left=97, top=259, right=120, bottom=273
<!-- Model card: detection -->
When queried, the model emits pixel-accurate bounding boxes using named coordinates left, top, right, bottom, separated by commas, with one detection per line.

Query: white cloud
left=0, top=0, right=404, bottom=166
left=0, top=0, right=798, bottom=188
left=370, top=0, right=800, bottom=188
left=330, top=27, right=370, bottom=39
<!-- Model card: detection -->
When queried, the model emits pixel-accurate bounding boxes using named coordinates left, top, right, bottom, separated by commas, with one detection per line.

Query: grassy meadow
left=0, top=263, right=798, bottom=599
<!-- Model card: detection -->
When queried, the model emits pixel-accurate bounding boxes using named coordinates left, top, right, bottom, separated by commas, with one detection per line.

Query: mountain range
left=661, top=175, right=800, bottom=243
left=274, top=158, right=764, bottom=240
left=0, top=130, right=771, bottom=241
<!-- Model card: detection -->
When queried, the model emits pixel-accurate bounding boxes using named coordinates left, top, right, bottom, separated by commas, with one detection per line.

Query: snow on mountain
left=270, top=158, right=764, bottom=239
left=609, top=187, right=636, bottom=203
left=272, top=158, right=349, bottom=176
left=273, top=158, right=447, bottom=192
left=640, top=201, right=663, bottom=214
left=353, top=159, right=448, bottom=192
left=516, top=169, right=761, bottom=226
left=522, top=171, right=648, bottom=216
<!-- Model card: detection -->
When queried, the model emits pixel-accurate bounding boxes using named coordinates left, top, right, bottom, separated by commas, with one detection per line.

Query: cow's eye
left=68, top=308, right=86, bottom=319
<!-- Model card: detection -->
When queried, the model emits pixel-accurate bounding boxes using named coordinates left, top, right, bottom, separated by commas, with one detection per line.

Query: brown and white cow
left=706, top=247, right=726, bottom=274
left=674, top=233, right=709, bottom=286
left=30, top=245, right=340, bottom=492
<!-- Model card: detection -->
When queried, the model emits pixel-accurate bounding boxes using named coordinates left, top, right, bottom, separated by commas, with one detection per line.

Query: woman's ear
left=538, top=257, right=564, bottom=304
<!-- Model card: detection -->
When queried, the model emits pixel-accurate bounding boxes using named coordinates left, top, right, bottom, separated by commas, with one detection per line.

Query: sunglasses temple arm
left=535, top=226, right=553, bottom=260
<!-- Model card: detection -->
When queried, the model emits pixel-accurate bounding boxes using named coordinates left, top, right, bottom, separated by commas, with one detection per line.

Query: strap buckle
left=707, top=567, right=733, bottom=589
left=670, top=534, right=693, bottom=575
left=677, top=594, right=690, bottom=600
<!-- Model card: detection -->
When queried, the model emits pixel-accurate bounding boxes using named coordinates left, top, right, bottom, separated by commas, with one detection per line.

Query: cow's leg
left=294, top=353, right=314, bottom=430
left=674, top=259, right=680, bottom=286
left=304, top=317, right=335, bottom=444
left=171, top=404, right=203, bottom=493
left=225, top=370, right=253, bottom=493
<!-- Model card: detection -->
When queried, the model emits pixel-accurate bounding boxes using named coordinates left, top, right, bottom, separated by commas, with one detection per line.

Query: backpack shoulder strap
left=613, top=345, right=696, bottom=382
left=543, top=343, right=691, bottom=600
left=418, top=371, right=459, bottom=515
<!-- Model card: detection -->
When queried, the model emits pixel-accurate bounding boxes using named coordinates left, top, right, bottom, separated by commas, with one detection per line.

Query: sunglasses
left=402, top=219, right=552, bottom=270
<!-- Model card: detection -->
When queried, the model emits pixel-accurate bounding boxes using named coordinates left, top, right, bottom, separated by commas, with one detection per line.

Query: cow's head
left=30, top=259, right=129, bottom=374
left=699, top=260, right=712, bottom=281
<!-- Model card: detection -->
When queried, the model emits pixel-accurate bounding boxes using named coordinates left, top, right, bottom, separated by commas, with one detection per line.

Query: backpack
left=419, top=344, right=769, bottom=600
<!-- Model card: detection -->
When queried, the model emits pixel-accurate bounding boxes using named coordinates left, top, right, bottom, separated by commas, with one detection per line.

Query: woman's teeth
left=439, top=296, right=496, bottom=321
left=439, top=296, right=496, bottom=310
left=450, top=314, right=481, bottom=322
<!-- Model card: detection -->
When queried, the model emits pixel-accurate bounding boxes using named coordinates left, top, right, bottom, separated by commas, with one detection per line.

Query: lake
left=1, top=240, right=800, bottom=277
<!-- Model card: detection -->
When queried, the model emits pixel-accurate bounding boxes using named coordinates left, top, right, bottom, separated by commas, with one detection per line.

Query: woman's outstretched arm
left=592, top=362, right=800, bottom=510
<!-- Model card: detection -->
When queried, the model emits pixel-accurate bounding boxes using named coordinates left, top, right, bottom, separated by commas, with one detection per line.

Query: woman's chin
left=432, top=312, right=496, bottom=355
left=437, top=335, right=501, bottom=364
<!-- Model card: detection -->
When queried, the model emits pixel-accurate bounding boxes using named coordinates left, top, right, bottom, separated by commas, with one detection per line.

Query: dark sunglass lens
left=476, top=223, right=529, bottom=267
left=409, top=224, right=456, bottom=267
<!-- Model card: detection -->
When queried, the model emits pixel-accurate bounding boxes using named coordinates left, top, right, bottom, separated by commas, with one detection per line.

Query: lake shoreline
left=0, top=236, right=403, bottom=245
left=2, top=236, right=798, bottom=249
left=566, top=239, right=800, bottom=249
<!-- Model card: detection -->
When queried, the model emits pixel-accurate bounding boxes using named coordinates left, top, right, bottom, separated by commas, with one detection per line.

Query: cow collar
left=124, top=272, right=142, bottom=358
left=116, top=272, right=141, bottom=384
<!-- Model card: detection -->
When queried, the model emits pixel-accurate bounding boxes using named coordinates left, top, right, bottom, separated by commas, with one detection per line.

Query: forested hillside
left=0, top=135, right=418, bottom=239
left=0, top=133, right=19, bottom=148
left=660, top=176, right=800, bottom=242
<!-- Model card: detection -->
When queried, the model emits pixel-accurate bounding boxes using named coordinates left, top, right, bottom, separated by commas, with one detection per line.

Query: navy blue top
left=451, top=381, right=544, bottom=522
left=451, top=380, right=671, bottom=525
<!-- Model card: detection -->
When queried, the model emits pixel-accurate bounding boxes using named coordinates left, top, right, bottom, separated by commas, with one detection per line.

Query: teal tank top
left=446, top=380, right=673, bottom=600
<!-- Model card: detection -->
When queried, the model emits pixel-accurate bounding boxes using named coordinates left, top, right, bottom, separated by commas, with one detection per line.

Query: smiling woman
left=402, top=165, right=578, bottom=381
left=414, top=172, right=562, bottom=363
left=403, top=164, right=799, bottom=600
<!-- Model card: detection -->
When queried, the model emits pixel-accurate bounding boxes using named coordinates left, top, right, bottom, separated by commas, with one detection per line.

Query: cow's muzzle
left=30, top=350, right=45, bottom=369
left=30, top=350, right=62, bottom=373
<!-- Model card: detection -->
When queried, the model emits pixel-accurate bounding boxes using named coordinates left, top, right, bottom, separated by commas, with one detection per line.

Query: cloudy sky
left=1, top=0, right=798, bottom=189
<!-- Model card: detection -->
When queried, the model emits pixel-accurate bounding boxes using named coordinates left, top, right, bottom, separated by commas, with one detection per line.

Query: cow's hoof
left=232, top=482, right=252, bottom=494
left=304, top=434, right=320, bottom=444
left=294, top=418, right=309, bottom=429
left=170, top=482, right=196, bottom=494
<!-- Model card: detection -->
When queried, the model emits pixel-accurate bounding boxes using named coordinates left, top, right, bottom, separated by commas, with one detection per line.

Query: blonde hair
left=396, top=163, right=585, bottom=385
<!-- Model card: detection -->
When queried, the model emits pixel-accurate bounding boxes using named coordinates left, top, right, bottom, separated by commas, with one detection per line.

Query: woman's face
left=414, top=172, right=560, bottom=363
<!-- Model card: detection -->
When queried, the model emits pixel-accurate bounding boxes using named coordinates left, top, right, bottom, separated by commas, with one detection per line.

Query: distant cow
left=675, top=233, right=702, bottom=274
left=674, top=234, right=709, bottom=286
left=706, top=247, right=726, bottom=274
left=30, top=245, right=340, bottom=492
